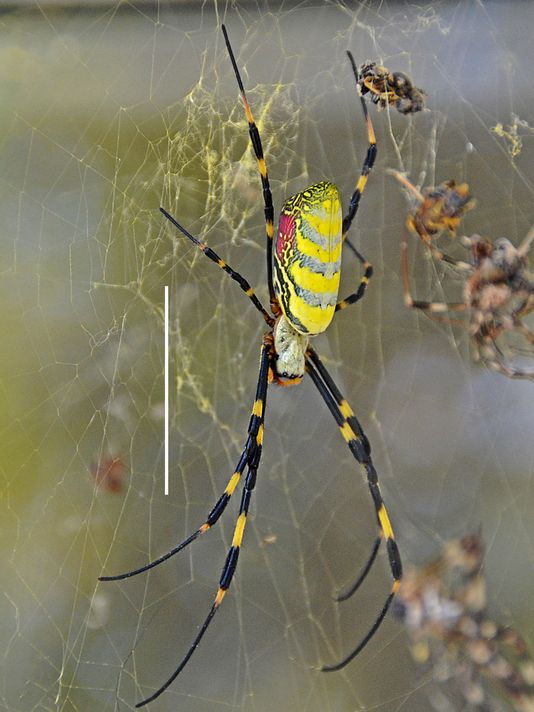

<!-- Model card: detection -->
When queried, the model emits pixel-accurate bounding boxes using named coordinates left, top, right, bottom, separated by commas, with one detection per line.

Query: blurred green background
left=1, top=2, right=534, bottom=711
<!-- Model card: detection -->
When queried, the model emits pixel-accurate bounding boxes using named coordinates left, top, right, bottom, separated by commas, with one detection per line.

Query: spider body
left=391, top=172, right=475, bottom=246
left=358, top=61, right=426, bottom=114
left=273, top=181, right=343, bottom=337
left=390, top=171, right=476, bottom=273
left=411, top=180, right=474, bottom=239
left=464, top=235, right=534, bottom=371
left=100, top=26, right=403, bottom=707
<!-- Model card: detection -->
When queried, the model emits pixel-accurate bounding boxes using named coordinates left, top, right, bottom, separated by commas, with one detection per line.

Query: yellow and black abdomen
left=273, top=181, right=342, bottom=335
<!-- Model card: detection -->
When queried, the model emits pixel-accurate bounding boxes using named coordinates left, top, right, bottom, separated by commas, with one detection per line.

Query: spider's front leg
left=342, top=52, right=377, bottom=242
left=337, top=53, right=376, bottom=313
left=222, top=24, right=276, bottom=305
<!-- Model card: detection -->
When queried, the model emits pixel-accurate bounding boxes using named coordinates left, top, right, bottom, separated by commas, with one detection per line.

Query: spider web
left=2, top=2, right=534, bottom=711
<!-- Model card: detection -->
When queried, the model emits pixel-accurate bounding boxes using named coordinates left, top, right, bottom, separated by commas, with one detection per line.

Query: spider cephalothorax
left=272, top=314, right=308, bottom=382
left=391, top=171, right=475, bottom=242
left=417, top=180, right=475, bottom=236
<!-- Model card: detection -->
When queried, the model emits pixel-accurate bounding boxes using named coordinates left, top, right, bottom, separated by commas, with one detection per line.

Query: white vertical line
left=164, top=285, right=169, bottom=496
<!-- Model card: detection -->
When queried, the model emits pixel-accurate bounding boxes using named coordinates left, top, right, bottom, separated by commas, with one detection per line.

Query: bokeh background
left=1, top=1, right=534, bottom=711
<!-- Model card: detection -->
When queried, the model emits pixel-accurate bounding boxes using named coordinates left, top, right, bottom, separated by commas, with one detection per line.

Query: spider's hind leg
left=133, top=337, right=272, bottom=708
left=305, top=347, right=402, bottom=672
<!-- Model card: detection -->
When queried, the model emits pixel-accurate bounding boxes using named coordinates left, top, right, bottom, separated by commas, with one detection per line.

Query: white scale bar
left=164, top=285, right=169, bottom=495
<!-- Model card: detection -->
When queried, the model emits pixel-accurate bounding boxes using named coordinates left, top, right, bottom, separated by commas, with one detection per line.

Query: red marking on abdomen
left=275, top=213, right=296, bottom=262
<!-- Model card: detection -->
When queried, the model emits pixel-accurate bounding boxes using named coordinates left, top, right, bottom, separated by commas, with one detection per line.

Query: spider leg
left=336, top=537, right=382, bottom=602
left=476, top=334, right=534, bottom=380
left=460, top=234, right=474, bottom=248
left=99, top=341, right=270, bottom=581
left=99, top=432, right=258, bottom=582
left=342, top=52, right=377, bottom=242
left=517, top=223, right=534, bottom=259
left=307, top=347, right=370, bottom=455
left=495, top=625, right=534, bottom=684
left=386, top=168, right=424, bottom=203
left=160, top=207, right=274, bottom=326
left=512, top=296, right=534, bottom=323
left=135, top=339, right=271, bottom=708
left=334, top=54, right=376, bottom=312
left=335, top=243, right=374, bottom=313
left=222, top=25, right=276, bottom=307
left=305, top=350, right=402, bottom=672
left=401, top=230, right=467, bottom=315
left=514, top=320, right=534, bottom=345
left=305, top=348, right=380, bottom=601
left=409, top=216, right=473, bottom=272
left=472, top=305, right=534, bottom=376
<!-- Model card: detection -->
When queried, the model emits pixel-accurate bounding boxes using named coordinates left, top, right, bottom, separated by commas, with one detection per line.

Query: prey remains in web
left=358, top=61, right=426, bottom=115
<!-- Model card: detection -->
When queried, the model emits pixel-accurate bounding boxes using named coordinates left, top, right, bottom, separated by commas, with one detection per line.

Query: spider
left=358, top=62, right=426, bottom=114
left=390, top=169, right=476, bottom=268
left=99, top=25, right=402, bottom=708
left=394, top=533, right=534, bottom=712
left=396, top=174, right=534, bottom=379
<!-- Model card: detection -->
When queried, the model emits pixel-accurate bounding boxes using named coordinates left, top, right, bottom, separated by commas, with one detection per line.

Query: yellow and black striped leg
left=342, top=52, right=377, bottom=243
left=160, top=207, right=274, bottom=327
left=99, top=430, right=261, bottom=582
left=307, top=347, right=370, bottom=455
left=336, top=51, right=376, bottom=309
left=222, top=24, right=276, bottom=305
left=306, top=348, right=378, bottom=601
left=335, top=244, right=373, bottom=313
left=305, top=350, right=402, bottom=672
left=134, top=340, right=271, bottom=708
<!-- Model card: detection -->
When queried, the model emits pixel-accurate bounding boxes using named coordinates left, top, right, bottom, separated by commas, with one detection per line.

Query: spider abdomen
left=273, top=181, right=342, bottom=335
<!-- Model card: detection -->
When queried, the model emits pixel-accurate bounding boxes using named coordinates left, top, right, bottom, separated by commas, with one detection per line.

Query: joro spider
left=99, top=25, right=402, bottom=707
